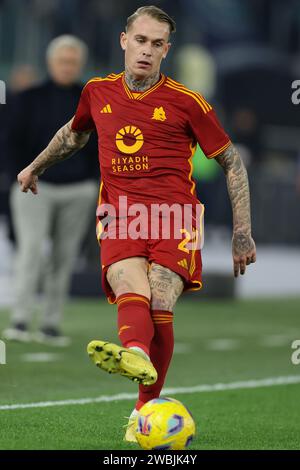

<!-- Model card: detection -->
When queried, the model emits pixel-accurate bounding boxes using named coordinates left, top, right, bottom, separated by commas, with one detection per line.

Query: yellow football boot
left=87, top=340, right=157, bottom=386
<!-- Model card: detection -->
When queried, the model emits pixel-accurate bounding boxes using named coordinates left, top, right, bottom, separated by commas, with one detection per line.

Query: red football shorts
left=97, top=213, right=203, bottom=303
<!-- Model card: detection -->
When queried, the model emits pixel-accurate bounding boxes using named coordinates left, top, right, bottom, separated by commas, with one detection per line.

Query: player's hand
left=17, top=166, right=39, bottom=194
left=232, top=232, right=256, bottom=277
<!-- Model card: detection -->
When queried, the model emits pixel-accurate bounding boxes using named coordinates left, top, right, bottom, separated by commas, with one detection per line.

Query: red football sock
left=117, top=293, right=154, bottom=357
left=136, top=310, right=174, bottom=410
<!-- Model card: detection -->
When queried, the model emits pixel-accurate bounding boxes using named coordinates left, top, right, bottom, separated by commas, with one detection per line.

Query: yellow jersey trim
left=207, top=140, right=231, bottom=159
left=186, top=280, right=203, bottom=291
left=166, top=77, right=212, bottom=112
left=188, top=141, right=197, bottom=196
left=85, top=73, right=123, bottom=88
left=96, top=182, right=104, bottom=242
left=122, top=72, right=165, bottom=101
left=165, top=81, right=212, bottom=114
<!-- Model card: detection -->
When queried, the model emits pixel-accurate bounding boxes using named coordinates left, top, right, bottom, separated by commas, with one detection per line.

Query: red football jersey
left=72, top=72, right=231, bottom=210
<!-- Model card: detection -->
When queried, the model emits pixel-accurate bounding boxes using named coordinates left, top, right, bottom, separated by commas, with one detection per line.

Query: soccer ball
left=135, top=397, right=196, bottom=450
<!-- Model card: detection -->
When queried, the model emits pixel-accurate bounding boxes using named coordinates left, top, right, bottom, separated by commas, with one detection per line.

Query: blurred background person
left=0, top=64, right=39, bottom=217
left=0, top=64, right=39, bottom=244
left=9, top=64, right=38, bottom=93
left=2, top=35, right=98, bottom=346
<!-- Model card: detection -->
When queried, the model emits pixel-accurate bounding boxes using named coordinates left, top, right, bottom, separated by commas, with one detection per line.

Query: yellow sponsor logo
left=177, top=259, right=188, bottom=270
left=112, top=155, right=149, bottom=173
left=152, top=106, right=166, bottom=121
left=100, top=104, right=112, bottom=113
left=116, top=126, right=144, bottom=154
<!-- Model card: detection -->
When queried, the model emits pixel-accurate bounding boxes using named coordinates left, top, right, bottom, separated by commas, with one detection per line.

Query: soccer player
left=16, top=6, right=256, bottom=442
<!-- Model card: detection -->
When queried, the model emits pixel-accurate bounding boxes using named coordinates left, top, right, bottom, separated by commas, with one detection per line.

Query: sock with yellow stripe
left=117, top=293, right=154, bottom=357
left=136, top=310, right=174, bottom=410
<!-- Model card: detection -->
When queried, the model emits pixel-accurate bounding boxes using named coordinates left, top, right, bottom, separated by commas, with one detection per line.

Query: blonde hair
left=126, top=5, right=176, bottom=36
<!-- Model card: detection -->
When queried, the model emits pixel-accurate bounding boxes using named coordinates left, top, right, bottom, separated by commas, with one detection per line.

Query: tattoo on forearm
left=125, top=69, right=160, bottom=92
left=149, top=264, right=183, bottom=311
left=215, top=144, right=251, bottom=234
left=30, top=118, right=91, bottom=176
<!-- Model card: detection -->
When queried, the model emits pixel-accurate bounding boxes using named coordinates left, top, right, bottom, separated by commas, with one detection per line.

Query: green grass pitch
left=0, top=297, right=299, bottom=450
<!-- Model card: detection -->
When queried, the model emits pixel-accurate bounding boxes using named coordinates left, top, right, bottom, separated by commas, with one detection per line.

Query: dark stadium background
left=0, top=0, right=299, bottom=451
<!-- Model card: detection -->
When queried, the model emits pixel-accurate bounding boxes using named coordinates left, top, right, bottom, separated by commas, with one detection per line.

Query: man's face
left=47, top=46, right=84, bottom=86
left=120, top=15, right=171, bottom=80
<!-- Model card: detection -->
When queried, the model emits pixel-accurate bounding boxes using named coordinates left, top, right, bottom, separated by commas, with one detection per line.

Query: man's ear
left=120, top=32, right=127, bottom=51
left=162, top=42, right=171, bottom=59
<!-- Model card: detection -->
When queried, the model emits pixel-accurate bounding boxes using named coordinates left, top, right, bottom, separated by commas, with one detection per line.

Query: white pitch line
left=205, top=338, right=241, bottom=351
left=21, top=353, right=61, bottom=363
left=260, top=335, right=296, bottom=348
left=0, top=375, right=300, bottom=411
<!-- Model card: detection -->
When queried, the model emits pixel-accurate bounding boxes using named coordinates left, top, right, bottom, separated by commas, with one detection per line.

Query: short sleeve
left=188, top=96, right=231, bottom=159
left=72, top=84, right=95, bottom=132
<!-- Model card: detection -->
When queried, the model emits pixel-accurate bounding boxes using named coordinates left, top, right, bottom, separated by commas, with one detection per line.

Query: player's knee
left=113, top=281, right=150, bottom=299
left=107, top=259, right=151, bottom=299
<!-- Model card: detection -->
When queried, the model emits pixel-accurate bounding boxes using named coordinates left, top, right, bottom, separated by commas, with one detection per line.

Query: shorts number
left=178, top=229, right=191, bottom=253
left=178, top=228, right=198, bottom=254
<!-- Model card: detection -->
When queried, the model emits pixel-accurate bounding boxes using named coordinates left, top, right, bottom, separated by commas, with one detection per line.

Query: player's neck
left=125, top=70, right=160, bottom=92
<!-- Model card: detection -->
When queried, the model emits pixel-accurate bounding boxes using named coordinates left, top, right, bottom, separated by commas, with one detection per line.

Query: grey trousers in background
left=10, top=180, right=98, bottom=329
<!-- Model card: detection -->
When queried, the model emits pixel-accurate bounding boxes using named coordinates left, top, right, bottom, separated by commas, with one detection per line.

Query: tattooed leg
left=106, top=257, right=151, bottom=299
left=148, top=263, right=184, bottom=311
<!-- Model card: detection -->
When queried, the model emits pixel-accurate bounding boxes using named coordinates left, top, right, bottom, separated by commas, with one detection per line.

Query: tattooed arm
left=215, top=143, right=256, bottom=277
left=17, top=117, right=91, bottom=194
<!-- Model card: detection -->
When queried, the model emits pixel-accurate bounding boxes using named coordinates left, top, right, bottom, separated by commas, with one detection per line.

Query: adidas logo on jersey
left=101, top=104, right=112, bottom=113
left=177, top=259, right=188, bottom=270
